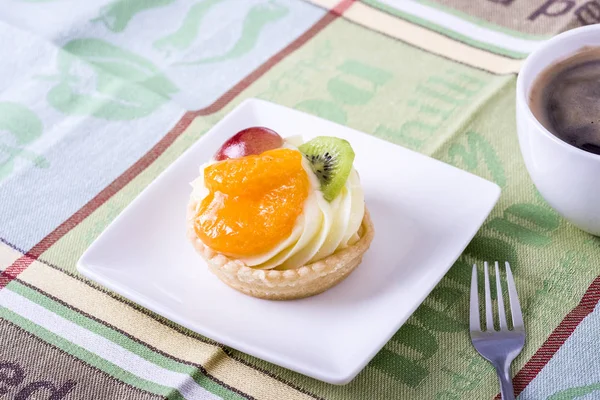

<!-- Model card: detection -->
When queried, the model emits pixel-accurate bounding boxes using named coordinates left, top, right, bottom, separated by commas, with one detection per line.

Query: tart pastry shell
left=186, top=199, right=375, bottom=300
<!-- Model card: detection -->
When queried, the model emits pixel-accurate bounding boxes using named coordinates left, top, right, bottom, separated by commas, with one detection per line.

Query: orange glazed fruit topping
left=194, top=148, right=310, bottom=256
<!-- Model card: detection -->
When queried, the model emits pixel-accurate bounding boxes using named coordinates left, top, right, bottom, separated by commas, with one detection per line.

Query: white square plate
left=78, top=99, right=500, bottom=384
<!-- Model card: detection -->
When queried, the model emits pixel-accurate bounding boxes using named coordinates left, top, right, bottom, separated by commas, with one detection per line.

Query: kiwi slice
left=298, top=136, right=355, bottom=201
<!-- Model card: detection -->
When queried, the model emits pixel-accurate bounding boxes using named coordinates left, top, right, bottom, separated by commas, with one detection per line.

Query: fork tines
left=470, top=261, right=524, bottom=332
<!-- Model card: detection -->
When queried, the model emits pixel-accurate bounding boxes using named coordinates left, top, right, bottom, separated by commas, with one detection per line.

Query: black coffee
left=530, top=47, right=600, bottom=155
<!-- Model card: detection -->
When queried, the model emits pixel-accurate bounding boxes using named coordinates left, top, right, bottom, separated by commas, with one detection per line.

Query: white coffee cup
left=517, top=25, right=600, bottom=236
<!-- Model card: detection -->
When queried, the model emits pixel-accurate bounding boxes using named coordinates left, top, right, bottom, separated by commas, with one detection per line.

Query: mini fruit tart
left=186, top=127, right=374, bottom=300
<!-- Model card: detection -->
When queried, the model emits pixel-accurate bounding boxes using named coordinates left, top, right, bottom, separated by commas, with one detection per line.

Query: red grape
left=214, top=127, right=283, bottom=161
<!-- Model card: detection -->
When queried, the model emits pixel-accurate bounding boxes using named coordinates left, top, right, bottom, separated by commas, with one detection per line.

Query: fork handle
left=495, top=364, right=515, bottom=400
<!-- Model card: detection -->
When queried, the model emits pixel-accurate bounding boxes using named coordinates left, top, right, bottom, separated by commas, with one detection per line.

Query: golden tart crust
left=186, top=199, right=374, bottom=300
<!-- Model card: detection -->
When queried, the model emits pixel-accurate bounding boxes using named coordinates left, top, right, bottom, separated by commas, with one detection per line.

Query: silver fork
left=470, top=261, right=525, bottom=400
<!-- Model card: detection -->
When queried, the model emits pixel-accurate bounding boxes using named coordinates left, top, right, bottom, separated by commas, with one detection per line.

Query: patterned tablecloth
left=1, top=1, right=600, bottom=399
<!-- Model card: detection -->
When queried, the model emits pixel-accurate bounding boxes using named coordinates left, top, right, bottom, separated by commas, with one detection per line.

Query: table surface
left=1, top=1, right=599, bottom=399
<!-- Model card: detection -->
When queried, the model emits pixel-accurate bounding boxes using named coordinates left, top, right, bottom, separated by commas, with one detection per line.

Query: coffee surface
left=530, top=47, right=600, bottom=155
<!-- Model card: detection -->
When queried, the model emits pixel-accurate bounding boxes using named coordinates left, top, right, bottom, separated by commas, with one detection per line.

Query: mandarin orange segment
left=194, top=148, right=309, bottom=256
left=204, top=148, right=305, bottom=195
